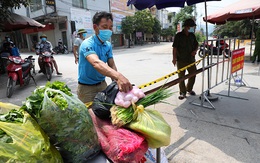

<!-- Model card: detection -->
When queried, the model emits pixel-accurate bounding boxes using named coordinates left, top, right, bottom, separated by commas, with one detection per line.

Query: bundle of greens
left=111, top=88, right=173, bottom=127
left=0, top=108, right=63, bottom=162
left=110, top=88, right=172, bottom=148
left=21, top=81, right=100, bottom=162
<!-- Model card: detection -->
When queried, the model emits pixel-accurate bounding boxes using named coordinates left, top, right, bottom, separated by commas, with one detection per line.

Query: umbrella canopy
left=127, top=0, right=221, bottom=10
left=204, top=0, right=260, bottom=25
left=0, top=13, right=45, bottom=32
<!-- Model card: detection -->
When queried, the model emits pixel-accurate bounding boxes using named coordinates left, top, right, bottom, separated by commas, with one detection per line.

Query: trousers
left=177, top=61, right=197, bottom=95
left=77, top=81, right=107, bottom=103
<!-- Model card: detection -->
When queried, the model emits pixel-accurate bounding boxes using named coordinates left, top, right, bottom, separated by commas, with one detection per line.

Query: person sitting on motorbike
left=36, top=34, right=62, bottom=75
left=1, top=36, right=14, bottom=56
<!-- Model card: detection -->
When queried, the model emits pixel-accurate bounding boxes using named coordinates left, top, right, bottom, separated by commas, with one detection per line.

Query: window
left=72, top=0, right=87, bottom=9
left=30, top=0, right=42, bottom=12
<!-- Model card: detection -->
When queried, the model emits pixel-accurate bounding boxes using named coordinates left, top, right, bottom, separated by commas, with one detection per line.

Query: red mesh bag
left=89, top=109, right=148, bottom=163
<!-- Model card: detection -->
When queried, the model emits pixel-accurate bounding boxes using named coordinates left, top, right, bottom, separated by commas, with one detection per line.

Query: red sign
left=231, top=48, right=245, bottom=73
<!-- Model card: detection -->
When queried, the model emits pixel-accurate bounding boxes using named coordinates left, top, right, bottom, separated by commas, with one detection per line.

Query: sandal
left=178, top=94, right=186, bottom=100
left=188, top=91, right=196, bottom=96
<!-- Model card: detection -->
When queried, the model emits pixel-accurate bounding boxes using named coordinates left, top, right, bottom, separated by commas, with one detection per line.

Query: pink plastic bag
left=89, top=109, right=148, bottom=163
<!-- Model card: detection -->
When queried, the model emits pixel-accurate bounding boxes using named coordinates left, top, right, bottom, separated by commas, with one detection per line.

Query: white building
left=12, top=0, right=110, bottom=52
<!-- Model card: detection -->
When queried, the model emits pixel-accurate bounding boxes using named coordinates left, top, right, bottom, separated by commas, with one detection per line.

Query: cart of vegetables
left=0, top=81, right=172, bottom=163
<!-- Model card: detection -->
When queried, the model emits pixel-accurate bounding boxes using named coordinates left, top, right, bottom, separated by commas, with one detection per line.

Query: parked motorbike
left=198, top=40, right=231, bottom=58
left=6, top=55, right=36, bottom=98
left=39, top=51, right=54, bottom=81
left=52, top=44, right=68, bottom=54
left=0, top=52, right=10, bottom=74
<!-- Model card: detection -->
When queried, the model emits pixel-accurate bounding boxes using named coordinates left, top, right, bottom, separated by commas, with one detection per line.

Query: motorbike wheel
left=65, top=48, right=69, bottom=54
left=198, top=50, right=205, bottom=58
left=6, top=77, right=16, bottom=98
left=224, top=49, right=231, bottom=58
left=45, top=64, right=52, bottom=81
left=53, top=47, right=59, bottom=54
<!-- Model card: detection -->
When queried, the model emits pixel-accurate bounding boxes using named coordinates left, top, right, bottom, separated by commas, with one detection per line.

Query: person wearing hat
left=172, top=18, right=198, bottom=100
left=73, top=29, right=87, bottom=64
left=36, top=34, right=62, bottom=75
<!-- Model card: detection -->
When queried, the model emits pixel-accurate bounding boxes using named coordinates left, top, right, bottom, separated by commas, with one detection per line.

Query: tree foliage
left=173, top=6, right=194, bottom=28
left=152, top=17, right=161, bottom=35
left=0, top=0, right=30, bottom=23
left=161, top=28, right=174, bottom=37
left=213, top=20, right=259, bottom=39
left=121, top=16, right=135, bottom=37
left=134, top=10, right=154, bottom=33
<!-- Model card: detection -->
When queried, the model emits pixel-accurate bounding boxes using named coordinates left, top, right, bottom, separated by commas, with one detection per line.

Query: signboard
left=136, top=32, right=142, bottom=38
left=46, top=0, right=55, bottom=6
left=231, top=48, right=245, bottom=73
left=70, top=8, right=92, bottom=33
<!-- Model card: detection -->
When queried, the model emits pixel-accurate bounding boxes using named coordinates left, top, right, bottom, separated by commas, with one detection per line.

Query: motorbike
left=39, top=51, right=54, bottom=81
left=0, top=52, right=10, bottom=74
left=52, top=44, right=69, bottom=54
left=6, top=55, right=36, bottom=98
left=198, top=40, right=231, bottom=58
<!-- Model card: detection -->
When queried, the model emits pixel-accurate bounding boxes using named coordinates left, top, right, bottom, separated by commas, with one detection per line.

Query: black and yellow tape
left=138, top=58, right=203, bottom=89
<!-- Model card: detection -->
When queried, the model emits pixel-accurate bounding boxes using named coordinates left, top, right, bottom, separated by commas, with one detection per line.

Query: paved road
left=1, top=42, right=260, bottom=162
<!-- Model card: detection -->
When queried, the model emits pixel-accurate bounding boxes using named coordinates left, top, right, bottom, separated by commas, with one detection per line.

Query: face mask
left=188, top=27, right=195, bottom=33
left=98, top=29, right=112, bottom=42
left=41, top=38, right=47, bottom=42
left=7, top=38, right=10, bottom=41
left=82, top=33, right=87, bottom=38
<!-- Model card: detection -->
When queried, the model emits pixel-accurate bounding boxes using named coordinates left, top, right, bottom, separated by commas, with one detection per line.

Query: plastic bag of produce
left=127, top=104, right=171, bottom=148
left=89, top=109, right=148, bottom=163
left=92, top=81, right=119, bottom=119
left=0, top=107, right=63, bottom=163
left=0, top=101, right=20, bottom=114
left=38, top=88, right=100, bottom=162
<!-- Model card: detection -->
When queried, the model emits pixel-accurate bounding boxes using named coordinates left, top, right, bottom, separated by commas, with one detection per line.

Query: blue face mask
left=98, top=29, right=113, bottom=42
left=7, top=38, right=10, bottom=41
left=41, top=38, right=47, bottom=42
left=82, top=33, right=87, bottom=38
left=188, top=27, right=195, bottom=33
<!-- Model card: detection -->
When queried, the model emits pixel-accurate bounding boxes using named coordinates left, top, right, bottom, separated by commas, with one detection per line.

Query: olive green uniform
left=252, top=27, right=260, bottom=62
left=172, top=30, right=198, bottom=95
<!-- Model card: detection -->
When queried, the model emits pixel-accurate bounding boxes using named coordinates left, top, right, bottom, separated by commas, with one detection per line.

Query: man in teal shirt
left=78, top=11, right=132, bottom=103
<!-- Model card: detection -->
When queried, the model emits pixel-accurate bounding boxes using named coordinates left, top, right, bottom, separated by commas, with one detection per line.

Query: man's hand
left=75, top=58, right=78, bottom=64
left=74, top=55, right=78, bottom=64
left=191, top=50, right=197, bottom=56
left=172, top=59, right=177, bottom=66
left=116, top=74, right=133, bottom=93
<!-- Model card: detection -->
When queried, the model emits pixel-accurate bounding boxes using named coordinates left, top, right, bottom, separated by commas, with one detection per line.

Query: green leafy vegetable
left=21, top=81, right=72, bottom=118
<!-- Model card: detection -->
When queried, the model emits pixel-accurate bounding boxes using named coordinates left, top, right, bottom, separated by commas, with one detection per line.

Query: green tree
left=0, top=0, right=30, bottom=26
left=173, top=6, right=195, bottom=31
left=0, top=0, right=31, bottom=29
left=213, top=20, right=259, bottom=39
left=161, top=28, right=174, bottom=41
left=121, top=16, right=135, bottom=48
left=134, top=10, right=154, bottom=34
left=152, top=17, right=161, bottom=41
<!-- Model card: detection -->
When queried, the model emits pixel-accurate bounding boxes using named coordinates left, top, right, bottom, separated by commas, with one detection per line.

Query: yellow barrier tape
left=138, top=58, right=203, bottom=89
